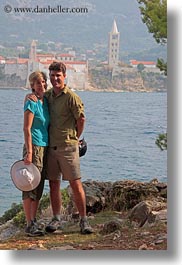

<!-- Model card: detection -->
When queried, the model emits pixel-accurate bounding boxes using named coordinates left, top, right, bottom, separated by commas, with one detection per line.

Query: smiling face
left=49, top=70, right=66, bottom=91
left=33, top=77, right=46, bottom=98
left=29, top=71, right=47, bottom=98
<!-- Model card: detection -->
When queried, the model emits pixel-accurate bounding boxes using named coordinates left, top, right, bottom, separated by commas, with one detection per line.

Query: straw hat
left=10, top=160, right=41, bottom=191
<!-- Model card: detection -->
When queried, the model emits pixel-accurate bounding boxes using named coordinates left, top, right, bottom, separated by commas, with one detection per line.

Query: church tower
left=26, top=40, right=39, bottom=88
left=108, top=20, right=120, bottom=68
left=29, top=40, right=37, bottom=61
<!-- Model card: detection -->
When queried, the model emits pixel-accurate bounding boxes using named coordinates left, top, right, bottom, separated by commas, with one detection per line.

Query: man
left=44, top=61, right=93, bottom=234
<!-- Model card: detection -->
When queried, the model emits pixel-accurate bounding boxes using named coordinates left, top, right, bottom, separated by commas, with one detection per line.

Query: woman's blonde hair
left=29, top=71, right=47, bottom=91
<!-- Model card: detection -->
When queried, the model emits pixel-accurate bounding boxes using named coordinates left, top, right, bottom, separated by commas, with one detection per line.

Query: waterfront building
left=129, top=59, right=160, bottom=73
left=1, top=40, right=88, bottom=90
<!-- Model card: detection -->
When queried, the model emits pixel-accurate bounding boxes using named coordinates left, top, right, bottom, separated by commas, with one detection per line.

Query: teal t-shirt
left=24, top=98, right=50, bottom=146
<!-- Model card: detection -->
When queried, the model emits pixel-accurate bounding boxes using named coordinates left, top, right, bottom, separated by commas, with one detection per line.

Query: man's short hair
left=49, top=61, right=66, bottom=75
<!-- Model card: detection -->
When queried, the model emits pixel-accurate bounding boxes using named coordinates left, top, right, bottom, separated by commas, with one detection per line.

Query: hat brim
left=10, top=160, right=41, bottom=191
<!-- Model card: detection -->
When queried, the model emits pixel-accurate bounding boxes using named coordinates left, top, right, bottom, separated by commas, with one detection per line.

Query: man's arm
left=76, top=114, right=85, bottom=139
left=24, top=93, right=37, bottom=104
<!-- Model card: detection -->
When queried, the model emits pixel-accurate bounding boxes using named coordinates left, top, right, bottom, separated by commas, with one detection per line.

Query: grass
left=0, top=210, right=167, bottom=250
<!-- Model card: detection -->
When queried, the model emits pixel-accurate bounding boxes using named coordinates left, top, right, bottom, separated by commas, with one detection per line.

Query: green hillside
left=0, top=0, right=166, bottom=58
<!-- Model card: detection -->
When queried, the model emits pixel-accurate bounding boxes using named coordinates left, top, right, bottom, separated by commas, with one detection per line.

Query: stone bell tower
left=108, top=20, right=120, bottom=68
left=26, top=40, right=39, bottom=88
left=29, top=39, right=37, bottom=61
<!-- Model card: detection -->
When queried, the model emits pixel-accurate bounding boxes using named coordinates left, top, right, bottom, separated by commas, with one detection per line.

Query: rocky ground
left=0, top=179, right=167, bottom=250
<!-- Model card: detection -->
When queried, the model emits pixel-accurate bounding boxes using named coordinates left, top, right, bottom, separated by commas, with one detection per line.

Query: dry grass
left=0, top=211, right=167, bottom=250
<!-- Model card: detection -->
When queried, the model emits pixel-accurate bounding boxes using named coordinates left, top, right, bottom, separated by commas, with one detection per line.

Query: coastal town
left=0, top=20, right=166, bottom=92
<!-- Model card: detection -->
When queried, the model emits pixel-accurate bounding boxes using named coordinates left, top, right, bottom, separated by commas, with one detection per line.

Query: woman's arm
left=23, top=110, right=34, bottom=164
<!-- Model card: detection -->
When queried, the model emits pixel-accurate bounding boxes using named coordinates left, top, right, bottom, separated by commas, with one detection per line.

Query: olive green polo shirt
left=44, top=86, right=85, bottom=147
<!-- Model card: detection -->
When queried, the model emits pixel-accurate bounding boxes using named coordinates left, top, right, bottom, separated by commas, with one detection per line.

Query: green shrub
left=0, top=203, right=23, bottom=224
left=38, top=193, right=50, bottom=215
left=155, top=133, right=167, bottom=150
left=62, top=188, right=70, bottom=208
left=13, top=210, right=26, bottom=228
left=0, top=188, right=71, bottom=227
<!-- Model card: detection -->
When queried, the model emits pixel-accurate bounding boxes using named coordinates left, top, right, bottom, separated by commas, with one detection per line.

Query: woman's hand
left=24, top=153, right=32, bottom=165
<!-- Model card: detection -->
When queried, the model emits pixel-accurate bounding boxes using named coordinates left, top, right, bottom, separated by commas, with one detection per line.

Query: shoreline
left=0, top=87, right=29, bottom=90
left=0, top=178, right=167, bottom=219
left=0, top=86, right=167, bottom=93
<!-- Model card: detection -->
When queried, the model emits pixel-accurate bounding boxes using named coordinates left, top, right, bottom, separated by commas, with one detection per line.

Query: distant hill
left=0, top=0, right=166, bottom=61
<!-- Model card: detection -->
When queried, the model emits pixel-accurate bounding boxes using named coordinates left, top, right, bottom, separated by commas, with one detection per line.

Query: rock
left=101, top=219, right=122, bottom=235
left=102, top=179, right=163, bottom=211
left=83, top=181, right=111, bottom=213
left=138, top=243, right=148, bottom=250
left=0, top=179, right=167, bottom=242
left=0, top=220, right=21, bottom=240
left=128, top=201, right=153, bottom=227
left=50, top=245, right=76, bottom=250
left=128, top=200, right=167, bottom=227
left=27, top=243, right=47, bottom=250
left=67, top=181, right=112, bottom=214
left=154, top=209, right=167, bottom=222
left=66, top=179, right=167, bottom=215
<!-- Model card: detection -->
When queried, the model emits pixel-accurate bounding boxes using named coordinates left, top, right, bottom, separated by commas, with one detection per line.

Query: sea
left=0, top=89, right=167, bottom=216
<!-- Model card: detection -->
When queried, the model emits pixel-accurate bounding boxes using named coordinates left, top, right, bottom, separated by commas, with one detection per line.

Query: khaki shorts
left=22, top=145, right=47, bottom=201
left=46, top=144, right=81, bottom=181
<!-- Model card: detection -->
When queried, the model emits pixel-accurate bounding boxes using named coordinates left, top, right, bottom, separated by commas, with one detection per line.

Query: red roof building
left=130, top=60, right=156, bottom=68
left=56, top=53, right=75, bottom=61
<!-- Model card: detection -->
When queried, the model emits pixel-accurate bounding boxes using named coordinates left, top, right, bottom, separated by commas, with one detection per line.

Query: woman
left=23, top=71, right=49, bottom=236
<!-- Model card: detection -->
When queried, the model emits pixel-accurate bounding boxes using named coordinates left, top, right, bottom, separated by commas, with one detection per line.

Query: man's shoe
left=71, top=213, right=80, bottom=223
left=25, top=221, right=45, bottom=237
left=33, top=218, right=45, bottom=231
left=80, top=218, right=93, bottom=234
left=45, top=218, right=62, bottom=233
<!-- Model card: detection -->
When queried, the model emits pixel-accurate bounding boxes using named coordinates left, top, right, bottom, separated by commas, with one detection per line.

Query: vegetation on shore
left=0, top=189, right=69, bottom=227
left=0, top=210, right=167, bottom=250
left=0, top=179, right=167, bottom=250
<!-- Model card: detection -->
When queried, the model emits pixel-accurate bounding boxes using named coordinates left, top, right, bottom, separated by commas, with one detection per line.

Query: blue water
left=0, top=89, right=167, bottom=216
